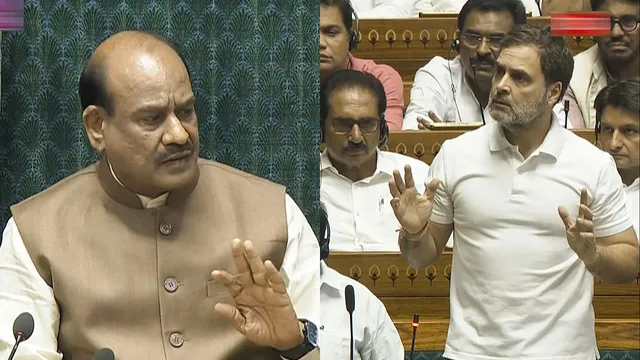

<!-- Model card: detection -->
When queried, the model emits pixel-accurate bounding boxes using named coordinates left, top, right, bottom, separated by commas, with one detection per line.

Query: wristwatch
left=280, top=319, right=318, bottom=360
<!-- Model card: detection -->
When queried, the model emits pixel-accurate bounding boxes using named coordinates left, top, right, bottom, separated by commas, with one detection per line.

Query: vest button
left=164, top=277, right=179, bottom=293
left=169, top=332, right=184, bottom=348
left=159, top=222, right=173, bottom=235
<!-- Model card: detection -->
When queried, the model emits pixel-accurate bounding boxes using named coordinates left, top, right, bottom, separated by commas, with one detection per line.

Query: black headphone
left=451, top=38, right=460, bottom=53
left=319, top=203, right=331, bottom=260
left=320, top=114, right=389, bottom=148
left=595, top=116, right=601, bottom=145
left=347, top=0, right=360, bottom=52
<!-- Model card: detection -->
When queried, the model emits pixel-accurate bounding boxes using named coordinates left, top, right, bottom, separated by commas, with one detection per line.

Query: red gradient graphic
left=551, top=12, right=611, bottom=36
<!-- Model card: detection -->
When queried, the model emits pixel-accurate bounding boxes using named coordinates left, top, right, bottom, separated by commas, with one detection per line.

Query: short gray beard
left=488, top=88, right=548, bottom=131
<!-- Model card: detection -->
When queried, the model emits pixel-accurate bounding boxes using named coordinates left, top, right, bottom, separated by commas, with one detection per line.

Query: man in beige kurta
left=0, top=31, right=321, bottom=360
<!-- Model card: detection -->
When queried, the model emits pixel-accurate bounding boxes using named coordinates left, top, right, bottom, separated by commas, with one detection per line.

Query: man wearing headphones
left=320, top=0, right=405, bottom=130
left=317, top=204, right=405, bottom=359
left=320, top=69, right=430, bottom=251
left=403, top=0, right=527, bottom=129
left=595, top=80, right=640, bottom=243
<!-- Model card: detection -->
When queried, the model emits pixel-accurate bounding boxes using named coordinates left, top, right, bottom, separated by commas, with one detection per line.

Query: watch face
left=305, top=320, right=319, bottom=347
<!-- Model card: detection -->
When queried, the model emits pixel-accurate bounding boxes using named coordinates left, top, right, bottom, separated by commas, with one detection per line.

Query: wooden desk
left=352, top=17, right=596, bottom=83
left=382, top=129, right=599, bottom=165
left=325, top=252, right=640, bottom=350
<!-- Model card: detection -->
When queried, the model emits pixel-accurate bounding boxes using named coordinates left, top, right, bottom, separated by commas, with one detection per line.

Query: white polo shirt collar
left=321, top=148, right=395, bottom=183
left=488, top=112, right=566, bottom=160
left=320, top=260, right=346, bottom=295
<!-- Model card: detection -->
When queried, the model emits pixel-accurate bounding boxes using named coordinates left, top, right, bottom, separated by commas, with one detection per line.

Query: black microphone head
left=12, top=312, right=34, bottom=341
left=564, top=100, right=570, bottom=112
left=93, top=348, right=115, bottom=360
left=345, top=285, right=355, bottom=313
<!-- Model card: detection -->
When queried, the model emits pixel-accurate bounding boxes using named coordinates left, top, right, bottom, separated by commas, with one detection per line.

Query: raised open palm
left=388, top=164, right=440, bottom=235
left=212, top=239, right=303, bottom=351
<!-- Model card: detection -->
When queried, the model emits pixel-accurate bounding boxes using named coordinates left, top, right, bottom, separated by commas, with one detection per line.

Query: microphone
left=409, top=313, right=420, bottom=360
left=470, top=58, right=487, bottom=125
left=345, top=285, right=355, bottom=360
left=563, top=100, right=570, bottom=129
left=8, top=312, right=35, bottom=360
left=93, top=348, right=115, bottom=360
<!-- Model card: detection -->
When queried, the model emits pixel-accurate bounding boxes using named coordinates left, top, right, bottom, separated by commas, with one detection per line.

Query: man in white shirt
left=403, top=0, right=527, bottom=129
left=415, top=0, right=541, bottom=16
left=317, top=205, right=405, bottom=360
left=350, top=0, right=417, bottom=18
left=320, top=69, right=431, bottom=251
left=389, top=24, right=639, bottom=360
left=562, top=0, right=639, bottom=128
left=0, top=31, right=321, bottom=360
left=595, top=79, right=640, bottom=242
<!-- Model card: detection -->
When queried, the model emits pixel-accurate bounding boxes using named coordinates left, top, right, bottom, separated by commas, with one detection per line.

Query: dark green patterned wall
left=0, top=0, right=320, bottom=238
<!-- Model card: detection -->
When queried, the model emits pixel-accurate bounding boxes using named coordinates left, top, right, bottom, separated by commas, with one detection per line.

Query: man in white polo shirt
left=389, top=24, right=639, bottom=360
left=320, top=69, right=432, bottom=251
left=595, top=79, right=640, bottom=243
left=316, top=205, right=405, bottom=359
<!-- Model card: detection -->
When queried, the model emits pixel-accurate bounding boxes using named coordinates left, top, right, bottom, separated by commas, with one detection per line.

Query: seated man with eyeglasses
left=403, top=0, right=527, bottom=129
left=320, top=69, right=431, bottom=252
left=562, top=0, right=639, bottom=129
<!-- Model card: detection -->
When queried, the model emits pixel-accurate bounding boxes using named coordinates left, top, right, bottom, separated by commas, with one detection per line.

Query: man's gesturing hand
left=416, top=111, right=443, bottom=130
left=212, top=239, right=303, bottom=351
left=388, top=164, right=440, bottom=236
left=558, top=188, right=598, bottom=265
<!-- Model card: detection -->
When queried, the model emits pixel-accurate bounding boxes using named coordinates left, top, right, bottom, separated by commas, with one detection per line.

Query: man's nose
left=320, top=33, right=327, bottom=49
left=163, top=115, right=190, bottom=145
left=348, top=125, right=364, bottom=142
left=609, top=130, right=624, bottom=150
left=476, top=39, right=491, bottom=56
left=495, top=77, right=511, bottom=95
left=610, top=23, right=626, bottom=39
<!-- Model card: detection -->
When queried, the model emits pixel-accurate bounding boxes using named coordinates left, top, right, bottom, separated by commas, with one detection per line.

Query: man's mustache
left=607, top=40, right=629, bottom=47
left=471, top=56, right=494, bottom=66
left=490, top=94, right=511, bottom=106
left=159, top=140, right=195, bottom=161
left=345, top=142, right=366, bottom=151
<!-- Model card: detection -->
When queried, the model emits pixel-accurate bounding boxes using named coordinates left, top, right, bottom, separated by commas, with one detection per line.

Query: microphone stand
left=349, top=313, right=354, bottom=360
left=8, top=333, right=25, bottom=360
left=409, top=314, right=420, bottom=360
left=563, top=100, right=570, bottom=129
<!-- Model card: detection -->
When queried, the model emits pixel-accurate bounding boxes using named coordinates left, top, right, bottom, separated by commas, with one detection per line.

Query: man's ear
left=547, top=81, right=563, bottom=105
left=82, top=105, right=107, bottom=152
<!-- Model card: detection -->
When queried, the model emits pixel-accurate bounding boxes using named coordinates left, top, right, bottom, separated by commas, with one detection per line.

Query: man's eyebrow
left=508, top=68, right=532, bottom=80
left=320, top=24, right=342, bottom=31
left=333, top=116, right=378, bottom=121
left=132, top=103, right=166, bottom=116
left=177, top=97, right=196, bottom=109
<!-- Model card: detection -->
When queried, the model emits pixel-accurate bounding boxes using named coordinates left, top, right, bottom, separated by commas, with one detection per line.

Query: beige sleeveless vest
left=11, top=158, right=289, bottom=360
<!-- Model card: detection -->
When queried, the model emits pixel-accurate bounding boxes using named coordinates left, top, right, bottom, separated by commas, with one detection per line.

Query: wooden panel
left=352, top=17, right=596, bottom=82
left=382, top=129, right=600, bottom=165
left=381, top=296, right=640, bottom=320
left=393, top=319, right=640, bottom=350
left=324, top=252, right=640, bottom=297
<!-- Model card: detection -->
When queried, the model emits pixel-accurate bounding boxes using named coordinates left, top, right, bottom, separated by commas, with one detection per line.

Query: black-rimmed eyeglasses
left=461, top=33, right=505, bottom=49
left=332, top=118, right=379, bottom=133
left=610, top=15, right=639, bottom=32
